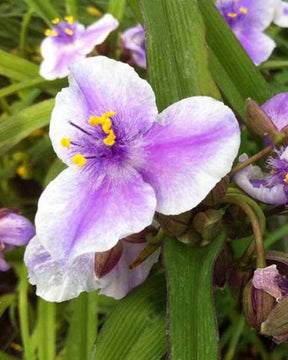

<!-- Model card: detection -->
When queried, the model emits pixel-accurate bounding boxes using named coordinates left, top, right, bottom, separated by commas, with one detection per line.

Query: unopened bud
left=213, top=244, right=233, bottom=288
left=155, top=211, right=192, bottom=237
left=246, top=98, right=280, bottom=138
left=243, top=280, right=275, bottom=332
left=94, top=241, right=123, bottom=278
left=192, top=209, right=223, bottom=245
left=202, top=176, right=230, bottom=206
left=125, top=226, right=157, bottom=244
left=261, top=297, right=288, bottom=343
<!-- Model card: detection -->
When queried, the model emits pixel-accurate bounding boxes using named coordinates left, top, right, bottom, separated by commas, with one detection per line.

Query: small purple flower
left=234, top=93, right=288, bottom=204
left=25, top=56, right=240, bottom=301
left=0, top=209, right=35, bottom=271
left=40, top=14, right=119, bottom=80
left=122, top=24, right=146, bottom=68
left=216, top=0, right=276, bottom=65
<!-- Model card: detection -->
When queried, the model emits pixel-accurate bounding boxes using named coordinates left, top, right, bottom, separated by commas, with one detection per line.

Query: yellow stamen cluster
left=72, top=154, right=87, bottom=167
left=284, top=173, right=288, bottom=183
left=61, top=137, right=71, bottom=148
left=228, top=12, right=237, bottom=18
left=52, top=17, right=60, bottom=24
left=227, top=5, right=248, bottom=18
left=89, top=111, right=116, bottom=146
left=64, top=16, right=74, bottom=25
left=45, top=29, right=58, bottom=36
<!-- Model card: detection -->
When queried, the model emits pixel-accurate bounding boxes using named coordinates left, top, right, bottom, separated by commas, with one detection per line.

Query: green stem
left=18, top=267, right=35, bottom=360
left=38, top=299, right=56, bottom=360
left=223, top=316, right=245, bottom=360
left=260, top=60, right=288, bottom=70
left=19, top=9, right=33, bottom=56
left=224, top=195, right=266, bottom=268
left=229, top=144, right=273, bottom=177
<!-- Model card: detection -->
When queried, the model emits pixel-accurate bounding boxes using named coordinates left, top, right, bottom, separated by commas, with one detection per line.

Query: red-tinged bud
left=243, top=280, right=276, bottom=332
left=124, top=225, right=157, bottom=243
left=94, top=241, right=123, bottom=278
left=246, top=98, right=280, bottom=138
left=228, top=266, right=253, bottom=301
left=213, top=244, right=233, bottom=288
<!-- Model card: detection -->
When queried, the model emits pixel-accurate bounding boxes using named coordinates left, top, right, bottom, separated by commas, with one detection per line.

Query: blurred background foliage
left=2, top=0, right=288, bottom=359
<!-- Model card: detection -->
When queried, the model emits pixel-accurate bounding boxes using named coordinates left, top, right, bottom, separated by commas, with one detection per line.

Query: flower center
left=283, top=173, right=288, bottom=183
left=60, top=112, right=117, bottom=168
left=44, top=16, right=75, bottom=39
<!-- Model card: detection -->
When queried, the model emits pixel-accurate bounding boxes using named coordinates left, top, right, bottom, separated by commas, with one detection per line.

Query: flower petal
left=261, top=93, right=288, bottom=132
left=274, top=1, right=288, bottom=27
left=235, top=30, right=275, bottom=65
left=122, top=24, right=146, bottom=68
left=68, top=56, right=157, bottom=135
left=40, top=35, right=84, bottom=80
left=35, top=168, right=156, bottom=263
left=49, top=84, right=90, bottom=166
left=97, top=240, right=160, bottom=299
left=24, top=236, right=99, bottom=302
left=233, top=154, right=287, bottom=204
left=253, top=265, right=282, bottom=300
left=140, top=96, right=240, bottom=215
left=77, top=14, right=119, bottom=54
left=0, top=212, right=35, bottom=246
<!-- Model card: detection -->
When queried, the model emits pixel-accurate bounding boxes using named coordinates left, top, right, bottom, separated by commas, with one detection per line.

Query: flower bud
left=261, top=297, right=288, bottom=343
left=243, top=280, right=276, bottom=332
left=124, top=225, right=157, bottom=243
left=155, top=211, right=192, bottom=237
left=213, top=244, right=233, bottom=288
left=246, top=98, right=280, bottom=138
left=202, top=176, right=230, bottom=206
left=192, top=209, right=223, bottom=245
left=94, top=241, right=123, bottom=278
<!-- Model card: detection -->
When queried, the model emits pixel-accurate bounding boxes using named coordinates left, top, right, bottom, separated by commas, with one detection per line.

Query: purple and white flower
left=122, top=24, right=146, bottom=68
left=40, top=14, right=119, bottom=80
left=25, top=235, right=160, bottom=302
left=234, top=93, right=288, bottom=204
left=0, top=209, right=35, bottom=271
left=216, top=0, right=287, bottom=65
left=25, top=56, right=240, bottom=301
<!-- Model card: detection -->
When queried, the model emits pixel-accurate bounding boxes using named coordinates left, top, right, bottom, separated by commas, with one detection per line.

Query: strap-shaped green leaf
left=66, top=292, right=98, bottom=360
left=198, top=0, right=272, bottom=119
left=93, top=274, right=166, bottom=360
left=140, top=0, right=220, bottom=111
left=163, top=234, right=225, bottom=360
left=0, top=49, right=38, bottom=81
left=0, top=99, right=54, bottom=155
left=22, top=0, right=58, bottom=24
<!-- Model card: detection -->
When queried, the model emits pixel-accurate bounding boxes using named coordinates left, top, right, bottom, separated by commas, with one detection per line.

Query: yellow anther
left=103, top=130, right=116, bottom=146
left=45, top=29, right=52, bottom=36
left=65, top=28, right=73, bottom=35
left=65, top=16, right=74, bottom=24
left=72, top=154, right=87, bottom=167
left=102, top=119, right=112, bottom=134
left=102, top=111, right=116, bottom=120
left=52, top=17, right=60, bottom=24
left=51, top=30, right=58, bottom=36
left=284, top=173, right=288, bottom=183
left=228, top=12, right=237, bottom=18
left=17, top=165, right=31, bottom=179
left=61, top=137, right=71, bottom=148
left=239, top=7, right=248, bottom=14
left=89, top=116, right=105, bottom=126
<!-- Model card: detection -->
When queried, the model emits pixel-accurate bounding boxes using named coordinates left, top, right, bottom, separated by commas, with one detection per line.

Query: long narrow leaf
left=93, top=274, right=166, bottom=360
left=22, top=0, right=58, bottom=24
left=163, top=234, right=225, bottom=360
left=0, top=99, right=54, bottom=155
